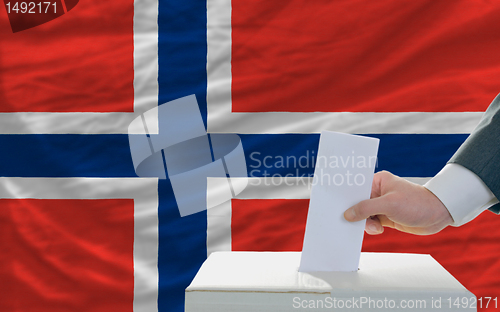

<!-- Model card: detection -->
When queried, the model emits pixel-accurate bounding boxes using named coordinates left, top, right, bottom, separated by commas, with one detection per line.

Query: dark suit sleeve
left=449, top=93, right=500, bottom=213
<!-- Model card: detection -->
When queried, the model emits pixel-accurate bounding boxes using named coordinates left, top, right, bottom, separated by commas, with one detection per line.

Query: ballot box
left=185, top=252, right=476, bottom=312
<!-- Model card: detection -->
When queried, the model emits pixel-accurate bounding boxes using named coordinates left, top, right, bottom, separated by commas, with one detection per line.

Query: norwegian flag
left=1, top=0, right=500, bottom=312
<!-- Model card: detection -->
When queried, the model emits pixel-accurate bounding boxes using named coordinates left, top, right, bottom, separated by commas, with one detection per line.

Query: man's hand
left=344, top=171, right=454, bottom=235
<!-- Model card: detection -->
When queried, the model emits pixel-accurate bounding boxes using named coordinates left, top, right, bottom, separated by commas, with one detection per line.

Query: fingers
left=370, top=170, right=394, bottom=199
left=344, top=196, right=393, bottom=222
left=345, top=171, right=398, bottom=222
left=376, top=215, right=396, bottom=229
left=365, top=216, right=384, bottom=235
left=364, top=215, right=396, bottom=234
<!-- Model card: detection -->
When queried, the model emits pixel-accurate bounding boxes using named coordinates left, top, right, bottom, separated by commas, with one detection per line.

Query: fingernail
left=368, top=224, right=379, bottom=233
left=346, top=208, right=356, bottom=221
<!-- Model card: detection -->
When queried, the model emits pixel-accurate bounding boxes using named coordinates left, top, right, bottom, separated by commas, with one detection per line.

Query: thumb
left=344, top=196, right=393, bottom=222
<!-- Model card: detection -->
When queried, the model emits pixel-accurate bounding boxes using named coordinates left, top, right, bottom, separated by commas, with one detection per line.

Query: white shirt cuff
left=424, top=163, right=499, bottom=226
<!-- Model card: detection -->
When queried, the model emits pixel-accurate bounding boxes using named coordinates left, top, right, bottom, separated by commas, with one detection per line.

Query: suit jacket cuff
left=424, top=163, right=499, bottom=226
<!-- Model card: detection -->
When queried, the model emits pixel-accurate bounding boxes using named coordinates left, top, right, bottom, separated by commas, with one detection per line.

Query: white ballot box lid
left=186, top=252, right=475, bottom=312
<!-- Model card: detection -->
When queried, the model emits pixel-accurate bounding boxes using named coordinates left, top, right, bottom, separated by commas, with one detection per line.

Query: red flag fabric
left=0, top=0, right=134, bottom=112
left=0, top=199, right=135, bottom=312
left=232, top=0, right=500, bottom=113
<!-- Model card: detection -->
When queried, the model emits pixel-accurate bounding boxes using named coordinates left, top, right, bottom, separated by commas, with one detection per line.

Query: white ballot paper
left=299, top=131, right=379, bottom=272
